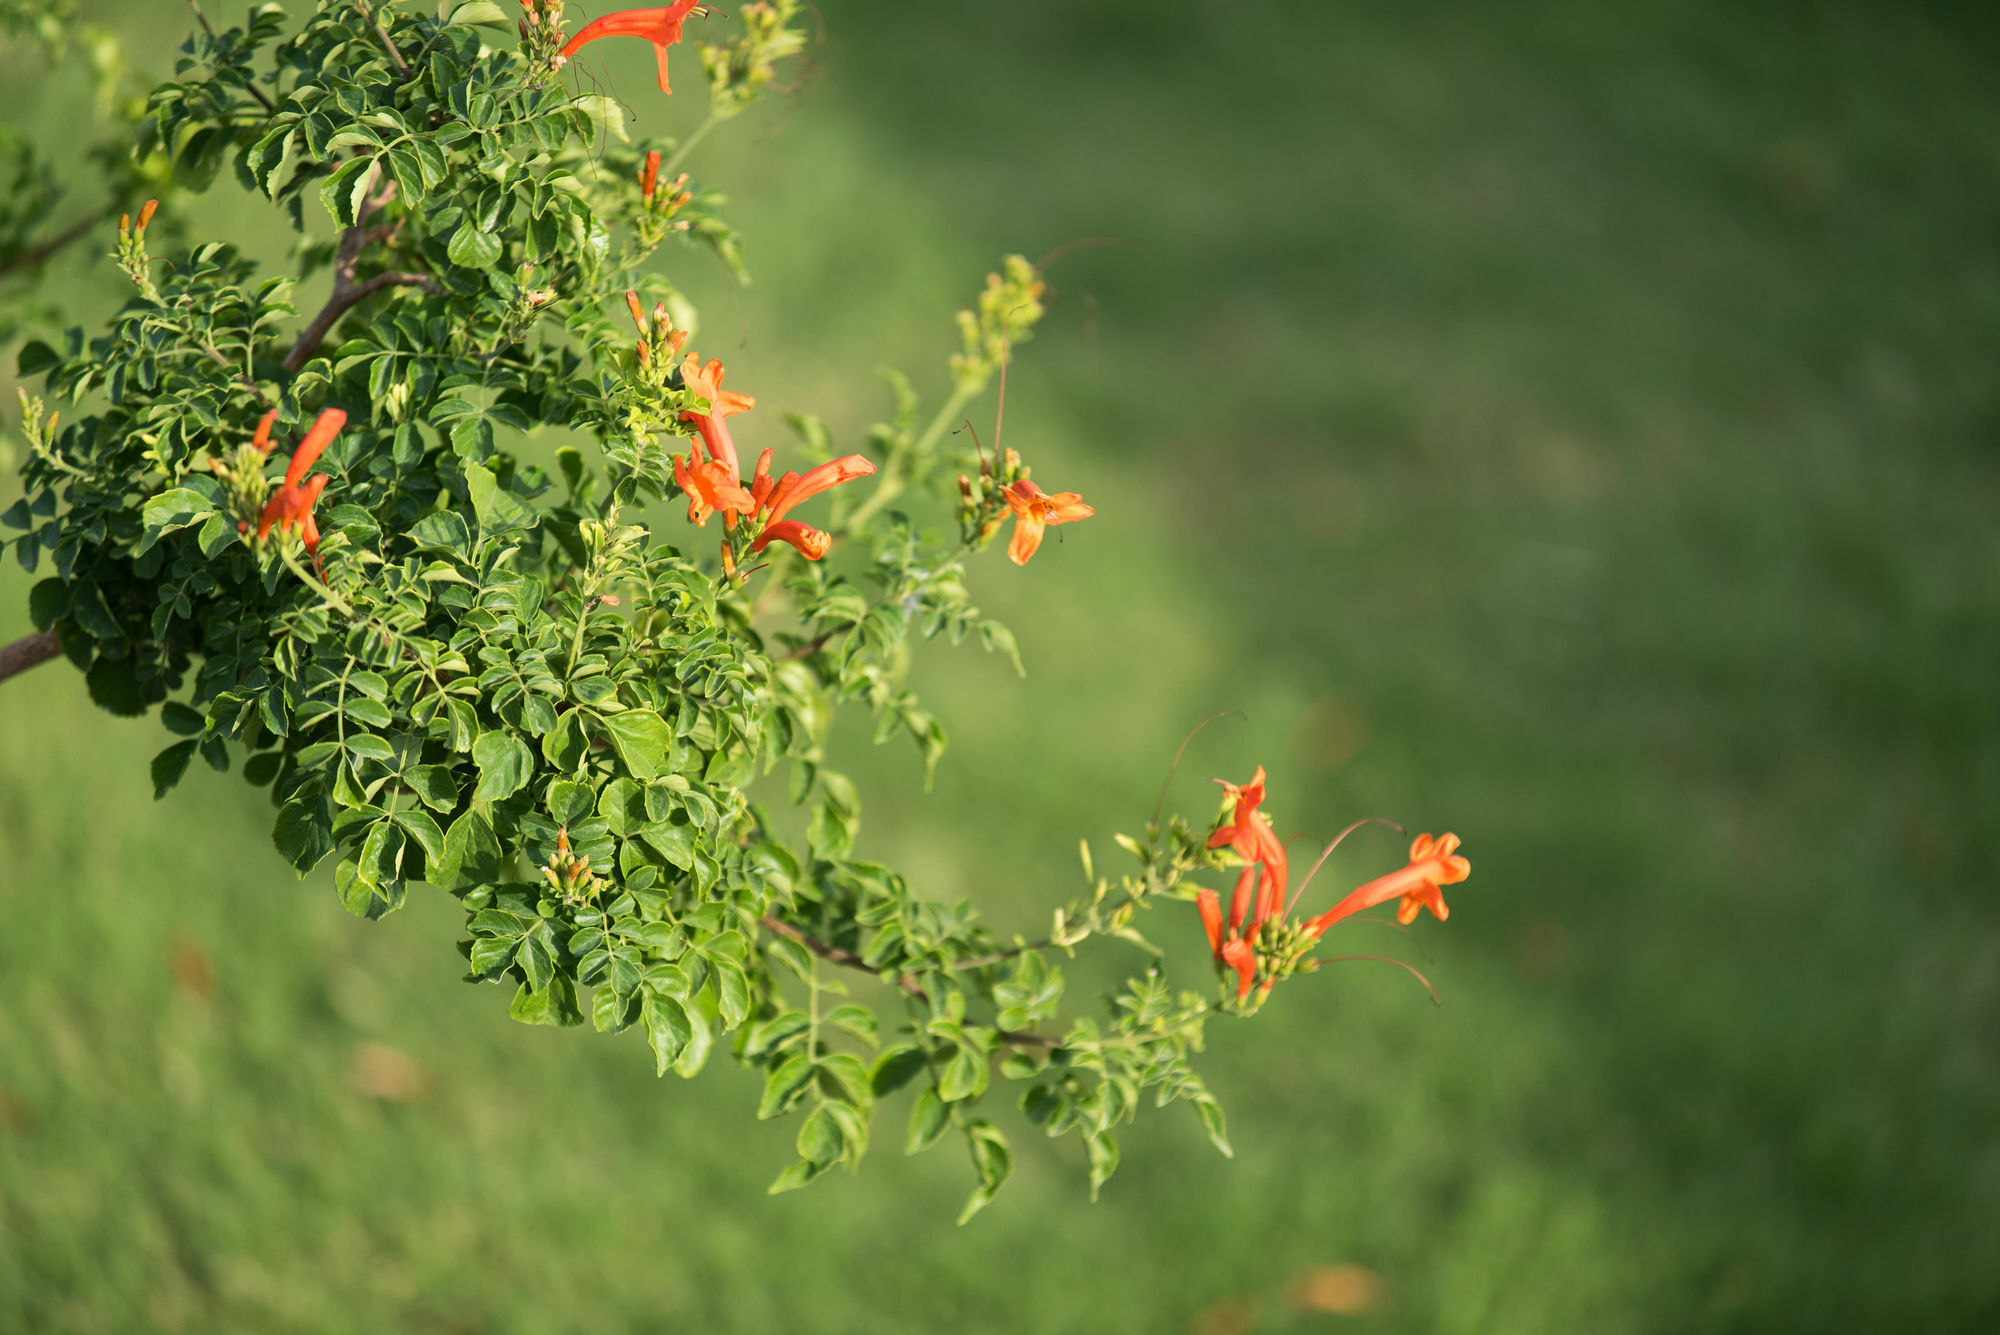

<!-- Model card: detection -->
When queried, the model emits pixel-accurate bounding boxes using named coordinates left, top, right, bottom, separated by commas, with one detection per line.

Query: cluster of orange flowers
left=1197, top=767, right=1472, bottom=1000
left=222, top=407, right=345, bottom=571
left=642, top=311, right=878, bottom=575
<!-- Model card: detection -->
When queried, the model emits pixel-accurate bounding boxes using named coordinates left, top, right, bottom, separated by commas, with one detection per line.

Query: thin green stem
left=661, top=113, right=722, bottom=178
left=279, top=549, right=355, bottom=616
left=840, top=384, right=977, bottom=536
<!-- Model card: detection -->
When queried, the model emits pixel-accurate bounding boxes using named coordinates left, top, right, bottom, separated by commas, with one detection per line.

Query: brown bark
left=0, top=632, right=61, bottom=684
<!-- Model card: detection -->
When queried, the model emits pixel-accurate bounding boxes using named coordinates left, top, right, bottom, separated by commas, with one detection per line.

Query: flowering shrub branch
left=0, top=0, right=1475, bottom=1221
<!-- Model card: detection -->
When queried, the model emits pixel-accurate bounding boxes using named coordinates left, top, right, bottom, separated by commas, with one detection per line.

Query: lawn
left=2, top=1, right=1997, bottom=1330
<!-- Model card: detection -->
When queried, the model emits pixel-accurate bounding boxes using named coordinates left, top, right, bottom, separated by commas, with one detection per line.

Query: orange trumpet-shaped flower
left=254, top=408, right=347, bottom=569
left=761, top=454, right=877, bottom=527
left=1303, top=833, right=1472, bottom=937
left=677, top=354, right=755, bottom=485
left=1218, top=937, right=1258, bottom=999
left=1208, top=766, right=1288, bottom=905
left=558, top=1, right=704, bottom=93
left=1003, top=478, right=1093, bottom=565
left=681, top=353, right=755, bottom=422
left=284, top=408, right=348, bottom=488
left=749, top=519, right=831, bottom=560
left=673, top=452, right=754, bottom=527
left=1197, top=885, right=1263, bottom=996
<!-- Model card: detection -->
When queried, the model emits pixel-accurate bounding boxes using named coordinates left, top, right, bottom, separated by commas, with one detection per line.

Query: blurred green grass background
left=5, top=0, right=2000, bottom=1330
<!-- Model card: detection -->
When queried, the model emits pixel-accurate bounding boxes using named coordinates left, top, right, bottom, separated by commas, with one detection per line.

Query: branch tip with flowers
left=0, top=0, right=1483, bottom=1220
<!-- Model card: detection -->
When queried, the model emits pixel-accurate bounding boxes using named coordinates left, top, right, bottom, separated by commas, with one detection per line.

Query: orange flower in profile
left=743, top=455, right=876, bottom=562
left=557, top=1, right=706, bottom=93
left=256, top=408, right=347, bottom=571
left=762, top=454, right=876, bottom=527
left=1208, top=766, right=1288, bottom=904
left=1003, top=478, right=1093, bottom=565
left=1194, top=765, right=1296, bottom=999
left=1196, top=887, right=1261, bottom=999
left=681, top=353, right=755, bottom=422
left=678, top=353, right=756, bottom=486
left=749, top=519, right=831, bottom=561
left=673, top=452, right=753, bottom=527
left=1303, top=833, right=1472, bottom=937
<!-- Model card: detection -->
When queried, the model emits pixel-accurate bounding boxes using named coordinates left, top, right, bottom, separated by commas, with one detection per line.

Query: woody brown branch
left=0, top=632, right=61, bottom=684
left=0, top=213, right=104, bottom=282
left=282, top=175, right=439, bottom=372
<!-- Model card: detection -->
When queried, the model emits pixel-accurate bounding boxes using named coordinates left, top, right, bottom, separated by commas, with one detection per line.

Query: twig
left=778, top=619, right=854, bottom=660
left=353, top=0, right=410, bottom=75
left=0, top=213, right=103, bottom=282
left=187, top=0, right=278, bottom=112
left=953, top=939, right=1052, bottom=972
left=0, top=632, right=61, bottom=685
left=283, top=174, right=439, bottom=372
left=759, top=915, right=1056, bottom=1046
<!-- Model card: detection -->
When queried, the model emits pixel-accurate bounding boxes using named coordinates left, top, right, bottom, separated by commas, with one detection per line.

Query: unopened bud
left=118, top=213, right=130, bottom=238
left=958, top=474, right=973, bottom=500
left=652, top=301, right=668, bottom=330
left=137, top=199, right=158, bottom=230
left=636, top=340, right=651, bottom=367
left=624, top=290, right=646, bottom=332
left=640, top=149, right=661, bottom=201
left=556, top=827, right=570, bottom=857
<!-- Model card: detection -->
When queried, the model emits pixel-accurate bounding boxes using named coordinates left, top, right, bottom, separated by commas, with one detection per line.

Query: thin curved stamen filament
left=1151, top=710, right=1245, bottom=826
left=1316, top=954, right=1441, bottom=1007
left=1286, top=816, right=1405, bottom=917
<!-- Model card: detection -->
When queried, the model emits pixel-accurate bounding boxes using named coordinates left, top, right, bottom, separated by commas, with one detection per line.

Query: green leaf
left=446, top=223, right=503, bottom=269
left=319, top=156, right=377, bottom=228
left=571, top=94, right=628, bottom=143
left=958, top=1122, right=1015, bottom=1224
left=758, top=1054, right=815, bottom=1119
left=437, top=809, right=501, bottom=888
left=390, top=809, right=446, bottom=864
left=447, top=0, right=511, bottom=26
left=27, top=578, right=68, bottom=632
left=600, top=709, right=669, bottom=782
left=1084, top=1129, right=1120, bottom=1201
left=160, top=701, right=205, bottom=736
left=462, top=459, right=537, bottom=535
left=471, top=729, right=534, bottom=802
left=937, top=1045, right=987, bottom=1103
left=273, top=797, right=334, bottom=873
left=905, top=1088, right=949, bottom=1154
left=1193, top=1093, right=1233, bottom=1159
left=796, top=1105, right=844, bottom=1166
left=136, top=488, right=217, bottom=555
left=816, top=1053, right=875, bottom=1109
left=824, top=1004, right=878, bottom=1048
left=767, top=1158, right=826, bottom=1195
left=871, top=1044, right=928, bottom=1097
left=640, top=820, right=695, bottom=870
left=542, top=708, right=588, bottom=772
left=15, top=340, right=58, bottom=376
left=151, top=740, right=198, bottom=798
left=710, top=956, right=750, bottom=1028
left=592, top=982, right=640, bottom=1034
left=643, top=993, right=692, bottom=1073
left=404, top=765, right=460, bottom=811
left=67, top=578, right=119, bottom=640
left=675, top=997, right=715, bottom=1078
left=509, top=976, right=584, bottom=1027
